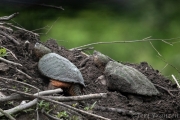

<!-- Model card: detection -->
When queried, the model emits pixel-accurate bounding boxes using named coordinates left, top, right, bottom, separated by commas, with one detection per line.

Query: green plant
left=38, top=100, right=51, bottom=112
left=56, top=111, right=69, bottom=119
left=0, top=48, right=8, bottom=57
left=84, top=101, right=97, bottom=111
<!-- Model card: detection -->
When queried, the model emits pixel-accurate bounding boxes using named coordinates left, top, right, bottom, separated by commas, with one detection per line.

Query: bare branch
left=5, top=23, right=39, bottom=37
left=0, top=31, right=20, bottom=45
left=154, top=84, right=174, bottom=97
left=0, top=89, right=63, bottom=117
left=16, top=68, right=32, bottom=79
left=70, top=37, right=180, bottom=50
left=45, top=93, right=107, bottom=102
left=0, top=76, right=39, bottom=91
left=149, top=41, right=162, bottom=56
left=0, top=108, right=16, bottom=120
left=0, top=88, right=110, bottom=120
left=0, top=12, right=19, bottom=21
left=94, top=105, right=141, bottom=116
left=0, top=57, right=22, bottom=66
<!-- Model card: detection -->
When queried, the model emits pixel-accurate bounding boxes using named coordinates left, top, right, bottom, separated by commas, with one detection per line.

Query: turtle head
left=34, top=42, right=51, bottom=58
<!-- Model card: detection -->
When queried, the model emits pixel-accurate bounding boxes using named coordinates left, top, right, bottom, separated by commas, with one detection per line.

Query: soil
left=0, top=27, right=180, bottom=120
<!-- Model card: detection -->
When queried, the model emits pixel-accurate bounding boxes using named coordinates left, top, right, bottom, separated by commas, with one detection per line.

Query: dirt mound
left=0, top=25, right=180, bottom=120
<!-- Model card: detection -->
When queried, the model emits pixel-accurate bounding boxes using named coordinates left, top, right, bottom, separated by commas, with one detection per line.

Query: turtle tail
left=69, top=84, right=82, bottom=96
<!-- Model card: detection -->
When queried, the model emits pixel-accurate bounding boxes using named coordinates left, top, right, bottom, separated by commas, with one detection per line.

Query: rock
left=104, top=61, right=159, bottom=96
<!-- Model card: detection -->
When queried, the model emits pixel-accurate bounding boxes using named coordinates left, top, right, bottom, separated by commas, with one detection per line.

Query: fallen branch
left=0, top=12, right=19, bottom=21
left=94, top=105, right=141, bottom=116
left=5, top=23, right=39, bottom=37
left=0, top=88, right=110, bottom=120
left=16, top=68, right=32, bottom=79
left=45, top=93, right=107, bottom=101
left=0, top=31, right=20, bottom=45
left=0, top=57, right=22, bottom=66
left=0, top=76, right=39, bottom=90
left=0, top=89, right=62, bottom=117
left=0, top=108, right=16, bottom=120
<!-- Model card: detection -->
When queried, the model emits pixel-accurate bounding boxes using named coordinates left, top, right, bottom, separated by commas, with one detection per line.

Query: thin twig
left=158, top=56, right=180, bottom=73
left=149, top=41, right=162, bottom=56
left=171, top=75, right=180, bottom=89
left=1, top=46, right=18, bottom=60
left=70, top=37, right=180, bottom=50
left=0, top=76, right=39, bottom=91
left=5, top=23, right=39, bottom=37
left=154, top=84, right=174, bottom=97
left=45, top=93, right=107, bottom=102
left=0, top=89, right=62, bottom=117
left=0, top=108, right=16, bottom=120
left=0, top=57, right=22, bottom=66
left=94, top=105, right=141, bottom=116
left=0, top=12, right=19, bottom=21
left=16, top=68, right=32, bottom=79
left=0, top=88, right=110, bottom=120
left=0, top=31, right=20, bottom=45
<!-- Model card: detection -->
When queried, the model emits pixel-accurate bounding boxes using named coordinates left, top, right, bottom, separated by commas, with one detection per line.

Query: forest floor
left=0, top=23, right=180, bottom=120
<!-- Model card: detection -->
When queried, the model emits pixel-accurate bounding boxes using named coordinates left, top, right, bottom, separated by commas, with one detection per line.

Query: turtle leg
left=48, top=79, right=71, bottom=89
left=68, top=84, right=82, bottom=96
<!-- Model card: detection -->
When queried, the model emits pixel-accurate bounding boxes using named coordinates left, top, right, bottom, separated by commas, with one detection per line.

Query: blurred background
left=0, top=0, right=180, bottom=81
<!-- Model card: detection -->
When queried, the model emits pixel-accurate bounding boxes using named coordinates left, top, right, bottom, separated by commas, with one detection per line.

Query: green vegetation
left=0, top=48, right=8, bottom=57
left=1, top=1, right=180, bottom=79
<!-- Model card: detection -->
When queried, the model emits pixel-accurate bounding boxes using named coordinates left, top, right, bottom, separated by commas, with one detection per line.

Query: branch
left=45, top=93, right=107, bottom=101
left=94, top=106, right=141, bottom=116
left=0, top=89, right=63, bottom=117
left=154, top=84, right=174, bottom=97
left=0, top=12, right=19, bottom=21
left=70, top=37, right=180, bottom=50
left=0, top=57, right=22, bottom=66
left=5, top=23, right=39, bottom=37
left=0, top=88, right=110, bottom=120
left=0, top=31, right=20, bottom=45
left=0, top=76, right=39, bottom=91
left=0, top=108, right=16, bottom=120
left=16, top=68, right=32, bottom=79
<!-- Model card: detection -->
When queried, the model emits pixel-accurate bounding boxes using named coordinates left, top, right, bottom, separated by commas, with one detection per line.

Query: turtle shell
left=38, top=53, right=85, bottom=86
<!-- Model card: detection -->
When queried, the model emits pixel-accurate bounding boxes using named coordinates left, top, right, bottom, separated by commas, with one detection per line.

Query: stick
left=5, top=23, right=39, bottom=37
left=3, top=47, right=18, bottom=60
left=154, top=84, right=174, bottom=97
left=0, top=88, right=110, bottom=120
left=0, top=76, right=39, bottom=90
left=171, top=75, right=180, bottom=88
left=0, top=12, right=19, bottom=21
left=0, top=31, right=20, bottom=45
left=94, top=106, right=141, bottom=116
left=0, top=108, right=16, bottom=120
left=16, top=68, right=32, bottom=79
left=0, top=57, right=22, bottom=66
left=0, top=89, right=63, bottom=117
left=70, top=37, right=180, bottom=50
left=45, top=93, right=107, bottom=101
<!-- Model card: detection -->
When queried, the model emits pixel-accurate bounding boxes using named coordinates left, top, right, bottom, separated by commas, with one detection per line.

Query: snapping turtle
left=34, top=43, right=85, bottom=96
left=93, top=51, right=159, bottom=96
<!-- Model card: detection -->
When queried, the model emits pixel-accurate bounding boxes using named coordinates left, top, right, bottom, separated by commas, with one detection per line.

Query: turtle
left=92, top=51, right=159, bottom=96
left=34, top=43, right=85, bottom=96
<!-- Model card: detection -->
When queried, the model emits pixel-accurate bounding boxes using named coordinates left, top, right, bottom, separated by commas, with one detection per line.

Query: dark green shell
left=38, top=53, right=85, bottom=86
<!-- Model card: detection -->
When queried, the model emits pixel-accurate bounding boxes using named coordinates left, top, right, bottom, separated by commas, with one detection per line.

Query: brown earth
left=0, top=27, right=180, bottom=120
